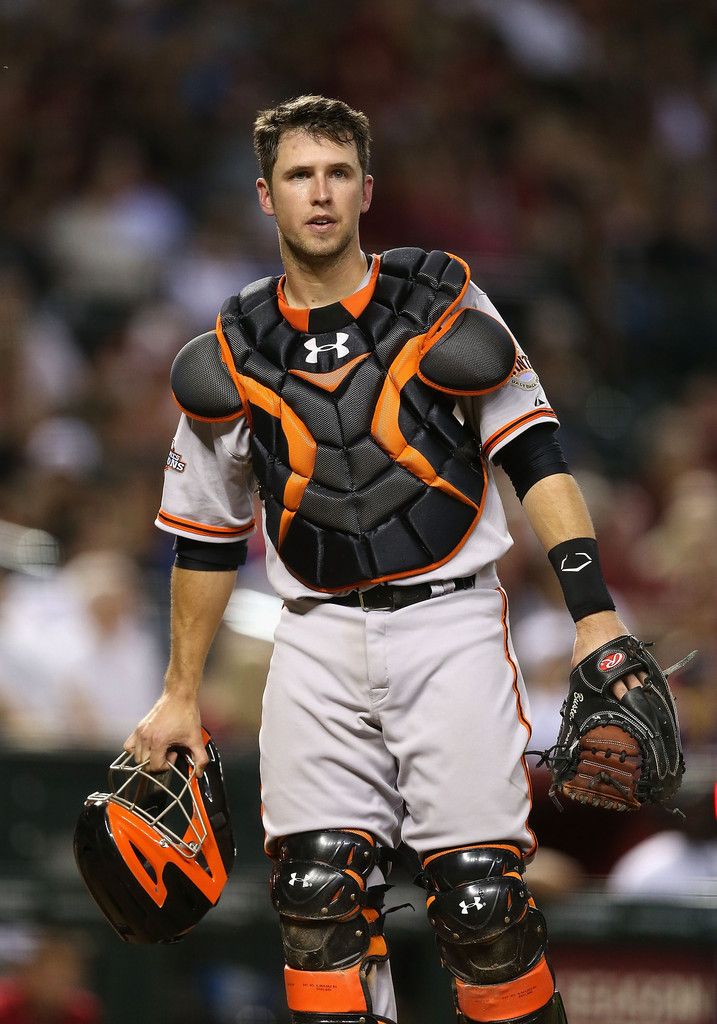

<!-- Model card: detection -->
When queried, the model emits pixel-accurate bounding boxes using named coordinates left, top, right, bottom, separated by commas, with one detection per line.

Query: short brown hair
left=253, top=95, right=371, bottom=183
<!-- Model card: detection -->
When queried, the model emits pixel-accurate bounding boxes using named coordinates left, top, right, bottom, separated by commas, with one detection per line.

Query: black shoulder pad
left=170, top=331, right=244, bottom=421
left=419, top=308, right=517, bottom=395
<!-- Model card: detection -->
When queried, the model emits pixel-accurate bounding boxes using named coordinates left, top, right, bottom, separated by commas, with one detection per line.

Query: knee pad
left=423, top=844, right=564, bottom=1023
left=271, top=830, right=392, bottom=1023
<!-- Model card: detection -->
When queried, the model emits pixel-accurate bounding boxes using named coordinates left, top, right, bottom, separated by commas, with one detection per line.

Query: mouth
left=306, top=216, right=337, bottom=232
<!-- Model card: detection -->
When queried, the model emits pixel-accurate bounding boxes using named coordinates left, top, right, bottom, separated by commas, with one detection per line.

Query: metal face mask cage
left=99, top=749, right=208, bottom=860
left=74, top=729, right=235, bottom=944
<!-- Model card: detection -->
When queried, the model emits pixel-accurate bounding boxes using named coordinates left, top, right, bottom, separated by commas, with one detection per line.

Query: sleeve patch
left=510, top=353, right=541, bottom=391
left=165, top=443, right=186, bottom=473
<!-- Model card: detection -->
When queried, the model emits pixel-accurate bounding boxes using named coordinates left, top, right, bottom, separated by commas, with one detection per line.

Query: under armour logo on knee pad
left=288, top=872, right=312, bottom=888
left=459, top=895, right=486, bottom=914
left=304, top=333, right=350, bottom=363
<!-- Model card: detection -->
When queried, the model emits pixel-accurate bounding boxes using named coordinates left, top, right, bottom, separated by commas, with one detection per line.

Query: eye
left=291, top=171, right=309, bottom=180
left=331, top=168, right=347, bottom=179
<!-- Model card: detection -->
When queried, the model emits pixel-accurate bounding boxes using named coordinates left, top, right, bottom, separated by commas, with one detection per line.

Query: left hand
left=572, top=610, right=647, bottom=699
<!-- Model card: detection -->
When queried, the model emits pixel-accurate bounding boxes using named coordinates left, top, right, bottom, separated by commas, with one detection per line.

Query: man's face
left=256, top=130, right=373, bottom=264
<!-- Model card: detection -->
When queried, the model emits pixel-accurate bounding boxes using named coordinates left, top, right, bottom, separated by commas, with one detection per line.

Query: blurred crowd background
left=1, top=1, right=716, bottom=1020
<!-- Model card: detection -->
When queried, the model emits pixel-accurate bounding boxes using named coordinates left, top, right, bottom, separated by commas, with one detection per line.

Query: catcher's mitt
left=535, top=635, right=695, bottom=811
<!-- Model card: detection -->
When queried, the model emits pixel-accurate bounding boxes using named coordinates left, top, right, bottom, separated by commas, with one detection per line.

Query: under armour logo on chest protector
left=304, top=332, right=350, bottom=364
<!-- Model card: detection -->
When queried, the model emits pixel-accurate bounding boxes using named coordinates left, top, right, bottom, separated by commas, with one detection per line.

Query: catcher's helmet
left=74, top=728, right=235, bottom=943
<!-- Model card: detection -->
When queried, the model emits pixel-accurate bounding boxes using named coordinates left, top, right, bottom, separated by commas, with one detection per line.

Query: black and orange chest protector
left=172, top=248, right=517, bottom=591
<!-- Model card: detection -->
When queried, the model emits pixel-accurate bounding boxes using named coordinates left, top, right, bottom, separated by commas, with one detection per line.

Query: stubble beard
left=279, top=223, right=356, bottom=271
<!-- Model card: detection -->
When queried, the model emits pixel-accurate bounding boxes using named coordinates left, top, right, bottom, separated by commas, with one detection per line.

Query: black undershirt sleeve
left=493, top=423, right=570, bottom=502
left=174, top=535, right=249, bottom=571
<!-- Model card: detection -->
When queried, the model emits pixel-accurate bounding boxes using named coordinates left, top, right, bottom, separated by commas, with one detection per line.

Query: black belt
left=328, top=574, right=475, bottom=612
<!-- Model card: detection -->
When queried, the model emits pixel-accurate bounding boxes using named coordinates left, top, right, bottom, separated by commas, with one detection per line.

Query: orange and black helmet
left=74, top=728, right=234, bottom=943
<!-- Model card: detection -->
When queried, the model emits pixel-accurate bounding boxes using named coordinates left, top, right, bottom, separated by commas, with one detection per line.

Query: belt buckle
left=358, top=588, right=393, bottom=612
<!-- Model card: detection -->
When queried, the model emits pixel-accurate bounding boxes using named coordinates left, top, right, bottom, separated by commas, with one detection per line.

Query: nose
left=310, top=172, right=331, bottom=204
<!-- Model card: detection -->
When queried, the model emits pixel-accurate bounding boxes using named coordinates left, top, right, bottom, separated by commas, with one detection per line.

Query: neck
left=280, top=240, right=368, bottom=308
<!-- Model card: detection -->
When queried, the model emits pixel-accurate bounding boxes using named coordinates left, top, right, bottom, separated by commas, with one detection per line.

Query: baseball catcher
left=536, top=635, right=695, bottom=812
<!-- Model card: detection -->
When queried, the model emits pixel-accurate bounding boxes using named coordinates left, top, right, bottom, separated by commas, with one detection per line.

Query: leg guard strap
left=286, top=965, right=368, bottom=1015
left=455, top=958, right=554, bottom=1021
left=456, top=991, right=568, bottom=1024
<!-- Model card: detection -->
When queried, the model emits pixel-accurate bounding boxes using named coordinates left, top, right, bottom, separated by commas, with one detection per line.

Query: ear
left=360, top=174, right=373, bottom=215
left=256, top=178, right=274, bottom=218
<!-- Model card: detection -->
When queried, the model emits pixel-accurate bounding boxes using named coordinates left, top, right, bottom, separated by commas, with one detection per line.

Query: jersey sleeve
left=457, top=282, right=559, bottom=461
left=155, top=414, right=256, bottom=543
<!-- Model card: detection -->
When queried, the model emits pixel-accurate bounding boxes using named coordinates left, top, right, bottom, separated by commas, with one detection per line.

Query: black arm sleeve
left=174, top=536, right=249, bottom=571
left=494, top=423, right=570, bottom=502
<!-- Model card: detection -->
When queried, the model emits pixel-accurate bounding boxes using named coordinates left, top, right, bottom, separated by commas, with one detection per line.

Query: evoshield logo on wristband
left=560, top=552, right=593, bottom=573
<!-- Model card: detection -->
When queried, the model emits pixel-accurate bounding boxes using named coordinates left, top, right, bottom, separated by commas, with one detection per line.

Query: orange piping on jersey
left=422, top=842, right=523, bottom=869
left=416, top=307, right=519, bottom=398
left=289, top=351, right=371, bottom=392
left=156, top=509, right=254, bottom=539
left=455, top=957, right=554, bottom=1022
left=340, top=254, right=380, bottom=318
left=482, top=408, right=558, bottom=459
left=285, top=965, right=368, bottom=1013
left=498, top=585, right=537, bottom=858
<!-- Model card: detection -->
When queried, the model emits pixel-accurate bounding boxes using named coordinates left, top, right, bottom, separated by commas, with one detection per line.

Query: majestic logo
left=459, top=895, right=486, bottom=914
left=560, top=552, right=592, bottom=573
left=165, top=444, right=186, bottom=473
left=598, top=651, right=627, bottom=673
left=304, top=332, right=350, bottom=364
left=288, top=872, right=312, bottom=888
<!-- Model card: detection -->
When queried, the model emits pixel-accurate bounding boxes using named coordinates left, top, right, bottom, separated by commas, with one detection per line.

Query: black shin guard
left=271, top=830, right=391, bottom=1022
left=422, top=845, right=567, bottom=1023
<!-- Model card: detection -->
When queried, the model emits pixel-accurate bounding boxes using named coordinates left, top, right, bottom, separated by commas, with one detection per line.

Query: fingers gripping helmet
left=74, top=729, right=235, bottom=943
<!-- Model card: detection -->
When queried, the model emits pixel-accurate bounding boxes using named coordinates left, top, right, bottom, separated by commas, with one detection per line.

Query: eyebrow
left=283, top=162, right=356, bottom=177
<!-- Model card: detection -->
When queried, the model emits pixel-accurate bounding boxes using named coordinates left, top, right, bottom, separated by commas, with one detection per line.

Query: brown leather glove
left=535, top=636, right=693, bottom=811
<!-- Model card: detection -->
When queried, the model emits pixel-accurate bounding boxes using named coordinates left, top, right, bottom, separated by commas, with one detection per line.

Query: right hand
left=123, top=690, right=208, bottom=776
